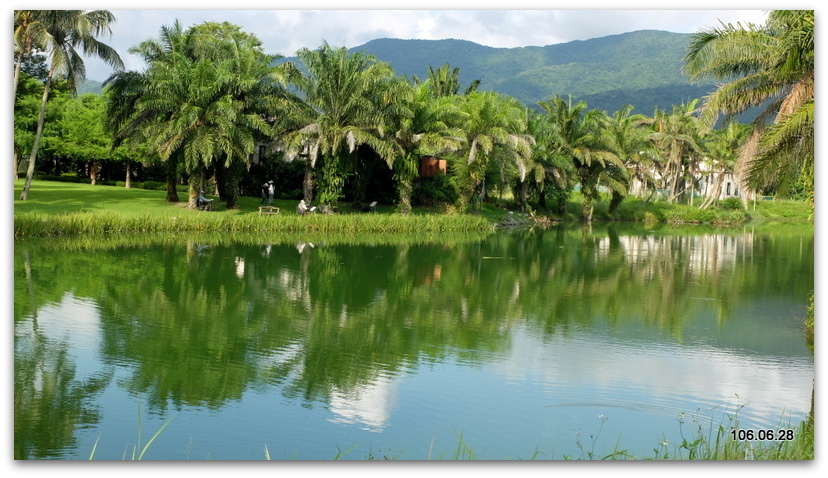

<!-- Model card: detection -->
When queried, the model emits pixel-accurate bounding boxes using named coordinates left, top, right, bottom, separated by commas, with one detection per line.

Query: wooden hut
left=419, top=156, right=447, bottom=178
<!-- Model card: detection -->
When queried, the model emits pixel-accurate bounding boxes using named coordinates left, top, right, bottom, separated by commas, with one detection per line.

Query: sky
left=21, top=2, right=774, bottom=82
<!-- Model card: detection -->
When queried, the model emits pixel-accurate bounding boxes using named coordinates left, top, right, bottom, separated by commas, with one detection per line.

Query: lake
left=13, top=223, right=814, bottom=460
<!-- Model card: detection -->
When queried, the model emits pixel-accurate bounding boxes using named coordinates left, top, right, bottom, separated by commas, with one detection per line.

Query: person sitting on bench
left=296, top=199, right=309, bottom=215
left=296, top=199, right=317, bottom=215
left=197, top=191, right=214, bottom=211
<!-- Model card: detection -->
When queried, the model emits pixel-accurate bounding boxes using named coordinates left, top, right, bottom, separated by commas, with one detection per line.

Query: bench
left=197, top=197, right=213, bottom=211
left=259, top=206, right=281, bottom=215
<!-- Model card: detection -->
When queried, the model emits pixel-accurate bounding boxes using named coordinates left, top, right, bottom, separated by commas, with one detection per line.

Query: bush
left=38, top=174, right=87, bottom=184
left=139, top=181, right=167, bottom=191
left=719, top=197, right=743, bottom=210
left=412, top=175, right=460, bottom=207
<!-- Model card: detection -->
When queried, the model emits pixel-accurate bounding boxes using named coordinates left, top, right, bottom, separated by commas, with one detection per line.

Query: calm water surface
left=14, top=223, right=814, bottom=460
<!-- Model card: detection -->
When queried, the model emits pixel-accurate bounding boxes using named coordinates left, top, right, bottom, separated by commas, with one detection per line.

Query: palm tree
left=683, top=10, right=814, bottom=202
left=277, top=43, right=406, bottom=209
left=107, top=21, right=281, bottom=209
left=413, top=63, right=480, bottom=98
left=455, top=91, right=533, bottom=211
left=646, top=101, right=705, bottom=204
left=698, top=121, right=749, bottom=209
left=13, top=11, right=46, bottom=99
left=598, top=105, right=649, bottom=213
left=18, top=10, right=123, bottom=200
left=386, top=82, right=466, bottom=214
left=526, top=111, right=576, bottom=214
left=105, top=22, right=187, bottom=202
left=538, top=95, right=621, bottom=222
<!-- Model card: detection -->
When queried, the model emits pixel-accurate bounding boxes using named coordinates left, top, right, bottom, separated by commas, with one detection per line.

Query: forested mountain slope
left=80, top=30, right=716, bottom=115
left=348, top=30, right=716, bottom=114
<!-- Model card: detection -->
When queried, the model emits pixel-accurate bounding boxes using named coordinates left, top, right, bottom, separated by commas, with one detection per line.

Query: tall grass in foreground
left=14, top=211, right=495, bottom=237
left=88, top=404, right=173, bottom=460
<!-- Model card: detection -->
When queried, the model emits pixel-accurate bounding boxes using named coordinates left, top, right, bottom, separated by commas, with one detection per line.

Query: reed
left=14, top=210, right=495, bottom=237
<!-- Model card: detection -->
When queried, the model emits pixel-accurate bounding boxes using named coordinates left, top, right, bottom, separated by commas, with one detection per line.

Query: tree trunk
left=89, top=161, right=99, bottom=185
left=303, top=159, right=314, bottom=204
left=214, top=164, right=226, bottom=199
left=351, top=154, right=368, bottom=209
left=223, top=160, right=244, bottom=210
left=699, top=167, right=726, bottom=210
left=187, top=171, right=202, bottom=209
left=19, top=68, right=54, bottom=201
left=13, top=50, right=25, bottom=99
left=519, top=179, right=529, bottom=212
left=165, top=153, right=180, bottom=202
left=125, top=160, right=131, bottom=189
left=582, top=196, right=594, bottom=222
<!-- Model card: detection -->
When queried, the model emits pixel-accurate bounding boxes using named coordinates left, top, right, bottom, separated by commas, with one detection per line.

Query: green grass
left=13, top=180, right=495, bottom=237
left=540, top=193, right=811, bottom=225
left=14, top=180, right=812, bottom=237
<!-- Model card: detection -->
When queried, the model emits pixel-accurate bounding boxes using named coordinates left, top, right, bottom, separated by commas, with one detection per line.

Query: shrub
left=719, top=197, right=743, bottom=210
left=140, top=181, right=167, bottom=191
left=412, top=175, right=460, bottom=207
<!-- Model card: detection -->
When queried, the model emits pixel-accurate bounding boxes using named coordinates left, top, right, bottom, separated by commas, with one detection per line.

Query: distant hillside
left=346, top=30, right=718, bottom=114
left=79, top=30, right=719, bottom=116
left=77, top=79, right=104, bottom=95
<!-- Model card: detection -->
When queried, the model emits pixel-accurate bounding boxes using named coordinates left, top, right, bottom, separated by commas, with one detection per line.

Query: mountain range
left=343, top=30, right=716, bottom=115
left=79, top=30, right=717, bottom=116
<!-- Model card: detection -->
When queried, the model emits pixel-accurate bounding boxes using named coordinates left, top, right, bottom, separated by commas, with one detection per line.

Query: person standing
left=260, top=180, right=269, bottom=204
left=267, top=180, right=275, bottom=204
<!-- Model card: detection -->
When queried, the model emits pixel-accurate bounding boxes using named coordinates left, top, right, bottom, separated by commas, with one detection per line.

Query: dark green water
left=14, top=223, right=814, bottom=460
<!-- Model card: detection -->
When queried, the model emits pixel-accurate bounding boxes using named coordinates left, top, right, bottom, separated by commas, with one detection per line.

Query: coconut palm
left=17, top=10, right=123, bottom=200
left=13, top=11, right=46, bottom=99
left=683, top=9, right=814, bottom=201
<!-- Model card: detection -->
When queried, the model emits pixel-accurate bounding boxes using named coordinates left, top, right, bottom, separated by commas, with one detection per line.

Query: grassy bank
left=549, top=193, right=812, bottom=225
left=13, top=180, right=812, bottom=237
left=13, top=180, right=494, bottom=237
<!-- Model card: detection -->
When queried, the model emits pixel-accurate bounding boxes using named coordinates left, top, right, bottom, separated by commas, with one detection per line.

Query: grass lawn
left=13, top=180, right=811, bottom=238
left=14, top=180, right=331, bottom=218
left=13, top=180, right=498, bottom=236
left=13, top=179, right=487, bottom=218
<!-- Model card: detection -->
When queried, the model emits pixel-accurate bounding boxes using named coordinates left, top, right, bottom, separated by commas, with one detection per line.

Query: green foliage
left=748, top=199, right=813, bottom=222
left=684, top=10, right=814, bottom=198
left=48, top=93, right=111, bottom=162
left=718, top=197, right=743, bottom=210
left=349, top=32, right=714, bottom=112
left=412, top=175, right=460, bottom=207
left=16, top=10, right=124, bottom=201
